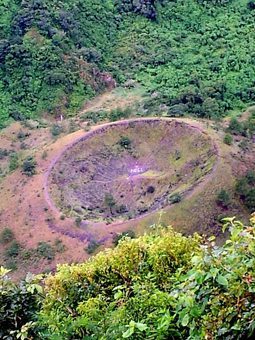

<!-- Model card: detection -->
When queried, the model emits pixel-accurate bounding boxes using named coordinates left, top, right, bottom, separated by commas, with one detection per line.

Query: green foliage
left=0, top=148, right=9, bottom=159
left=104, top=193, right=116, bottom=214
left=22, top=156, right=36, bottom=176
left=227, top=118, right=246, bottom=135
left=85, top=240, right=100, bottom=254
left=223, top=133, right=233, bottom=145
left=113, top=229, right=136, bottom=246
left=2, top=217, right=255, bottom=338
left=168, top=193, right=182, bottom=204
left=9, top=152, right=19, bottom=171
left=36, top=242, right=55, bottom=260
left=38, top=226, right=200, bottom=338
left=0, top=227, right=14, bottom=244
left=118, top=136, right=132, bottom=149
left=50, top=123, right=64, bottom=137
left=1, top=0, right=255, bottom=127
left=0, top=267, right=42, bottom=339
left=236, top=171, right=255, bottom=212
left=4, top=241, right=21, bottom=258
left=217, top=189, right=231, bottom=207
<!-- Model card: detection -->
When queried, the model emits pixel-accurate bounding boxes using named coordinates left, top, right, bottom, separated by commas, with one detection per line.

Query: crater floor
left=48, top=119, right=217, bottom=222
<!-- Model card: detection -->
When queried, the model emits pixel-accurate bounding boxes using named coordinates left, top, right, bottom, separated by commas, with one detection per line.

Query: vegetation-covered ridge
left=1, top=215, right=255, bottom=339
left=1, top=0, right=255, bottom=127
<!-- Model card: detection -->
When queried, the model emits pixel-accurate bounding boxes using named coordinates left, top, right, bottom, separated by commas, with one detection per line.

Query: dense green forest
left=1, top=216, right=255, bottom=339
left=1, top=0, right=255, bottom=128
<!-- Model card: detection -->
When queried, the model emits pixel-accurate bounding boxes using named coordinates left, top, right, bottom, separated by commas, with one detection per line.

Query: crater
left=48, top=119, right=217, bottom=223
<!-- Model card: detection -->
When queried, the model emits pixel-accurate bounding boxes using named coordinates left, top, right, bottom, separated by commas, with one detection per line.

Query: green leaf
left=136, top=322, right=148, bottom=332
left=181, top=314, right=190, bottom=327
left=216, top=274, right=228, bottom=287
left=123, top=327, right=135, bottom=338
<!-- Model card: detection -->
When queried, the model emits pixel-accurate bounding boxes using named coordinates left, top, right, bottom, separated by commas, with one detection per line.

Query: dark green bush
left=50, top=124, right=64, bottom=137
left=4, top=241, right=21, bottom=258
left=0, top=228, right=14, bottom=244
left=118, top=136, right=132, bottom=149
left=22, top=156, right=37, bottom=176
left=217, top=189, right=231, bottom=207
left=168, top=193, right=182, bottom=204
left=36, top=242, right=55, bottom=260
left=223, top=133, right=233, bottom=145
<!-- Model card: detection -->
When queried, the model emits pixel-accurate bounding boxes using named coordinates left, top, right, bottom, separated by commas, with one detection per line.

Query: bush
left=22, top=156, right=37, bottom=176
left=3, top=217, right=255, bottom=338
left=236, top=171, right=255, bottom=212
left=4, top=241, right=21, bottom=258
left=9, top=153, right=19, bottom=171
left=85, top=240, right=100, bottom=254
left=118, top=136, right=132, bottom=149
left=51, top=124, right=63, bottom=137
left=0, top=228, right=14, bottom=244
left=227, top=118, right=245, bottom=135
left=168, top=193, right=182, bottom=204
left=36, top=242, right=55, bottom=260
left=75, top=216, right=82, bottom=226
left=217, top=189, right=231, bottom=207
left=0, top=267, right=42, bottom=339
left=113, top=229, right=136, bottom=246
left=223, top=133, right=233, bottom=145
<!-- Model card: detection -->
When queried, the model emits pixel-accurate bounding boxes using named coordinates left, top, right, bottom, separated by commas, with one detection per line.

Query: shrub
left=75, top=216, right=82, bottom=226
left=54, top=239, right=66, bottom=253
left=0, top=148, right=9, bottom=159
left=36, top=242, right=55, bottom=260
left=0, top=267, right=42, bottom=339
left=217, top=189, right=231, bottom=207
left=168, top=193, right=182, bottom=204
left=118, top=136, right=132, bottom=149
left=227, top=118, right=245, bottom=135
left=9, top=153, right=19, bottom=171
left=22, top=156, right=37, bottom=176
left=0, top=228, right=14, bottom=244
left=85, top=240, right=100, bottom=254
left=236, top=171, right=255, bottom=211
left=104, top=193, right=116, bottom=214
left=5, top=259, right=17, bottom=271
left=4, top=241, right=21, bottom=258
left=246, top=170, right=255, bottom=185
left=51, top=124, right=63, bottom=137
left=113, top=229, right=136, bottom=246
left=223, top=133, right=233, bottom=145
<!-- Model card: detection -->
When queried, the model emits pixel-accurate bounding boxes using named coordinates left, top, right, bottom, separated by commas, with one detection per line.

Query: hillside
left=0, top=0, right=255, bottom=339
left=1, top=0, right=255, bottom=128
